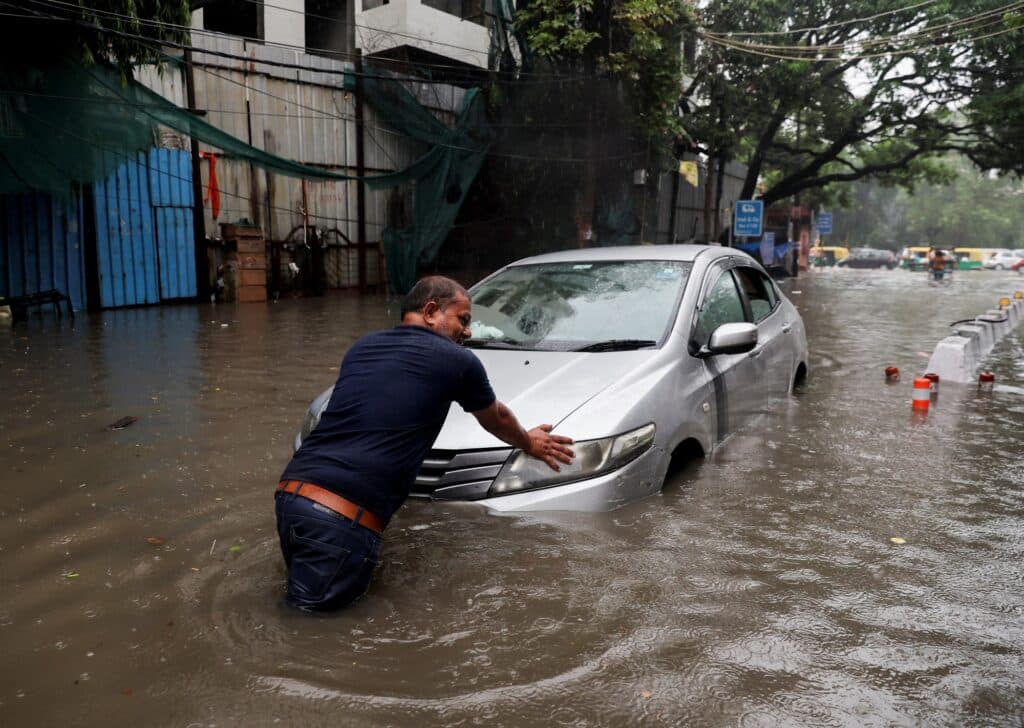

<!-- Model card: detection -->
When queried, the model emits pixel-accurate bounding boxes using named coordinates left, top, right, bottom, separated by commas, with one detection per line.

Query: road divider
left=925, top=293, right=1024, bottom=383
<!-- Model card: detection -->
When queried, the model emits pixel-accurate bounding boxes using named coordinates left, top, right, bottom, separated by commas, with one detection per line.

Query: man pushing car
left=275, top=275, right=575, bottom=611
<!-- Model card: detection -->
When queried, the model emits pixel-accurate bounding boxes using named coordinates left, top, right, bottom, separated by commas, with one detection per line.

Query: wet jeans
left=275, top=490, right=382, bottom=611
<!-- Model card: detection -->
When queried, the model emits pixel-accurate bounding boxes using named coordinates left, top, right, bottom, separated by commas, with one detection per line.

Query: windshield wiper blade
left=573, top=339, right=657, bottom=352
left=465, top=338, right=525, bottom=349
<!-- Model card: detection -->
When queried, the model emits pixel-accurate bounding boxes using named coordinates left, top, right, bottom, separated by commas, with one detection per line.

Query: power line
left=19, top=0, right=602, bottom=85
left=0, top=88, right=586, bottom=130
left=697, top=10, right=1024, bottom=63
left=188, top=61, right=616, bottom=162
left=16, top=106, right=377, bottom=229
left=700, top=1, right=1024, bottom=54
left=700, top=0, right=1024, bottom=58
left=705, top=0, right=941, bottom=38
left=244, top=0, right=493, bottom=60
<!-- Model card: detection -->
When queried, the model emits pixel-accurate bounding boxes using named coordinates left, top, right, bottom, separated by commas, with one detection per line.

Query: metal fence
left=140, top=35, right=467, bottom=291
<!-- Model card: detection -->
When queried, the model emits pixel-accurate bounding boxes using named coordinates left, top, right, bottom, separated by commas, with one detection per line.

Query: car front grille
left=411, top=448, right=513, bottom=501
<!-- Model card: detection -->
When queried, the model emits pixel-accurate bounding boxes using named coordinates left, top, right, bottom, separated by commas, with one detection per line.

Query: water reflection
left=1, top=271, right=1022, bottom=725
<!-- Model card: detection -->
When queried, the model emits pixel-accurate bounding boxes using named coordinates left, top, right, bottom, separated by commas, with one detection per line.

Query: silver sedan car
left=296, top=245, right=808, bottom=512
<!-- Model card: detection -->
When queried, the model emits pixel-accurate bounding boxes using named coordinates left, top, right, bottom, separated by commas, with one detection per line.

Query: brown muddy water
left=1, top=268, right=1023, bottom=727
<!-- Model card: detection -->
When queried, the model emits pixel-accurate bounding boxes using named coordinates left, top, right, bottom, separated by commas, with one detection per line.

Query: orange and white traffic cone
left=912, top=377, right=931, bottom=411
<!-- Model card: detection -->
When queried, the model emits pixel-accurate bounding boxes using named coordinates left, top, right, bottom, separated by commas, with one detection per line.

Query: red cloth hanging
left=199, top=151, right=221, bottom=220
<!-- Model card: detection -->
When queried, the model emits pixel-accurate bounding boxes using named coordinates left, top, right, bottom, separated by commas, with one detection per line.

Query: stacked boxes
left=222, top=224, right=267, bottom=303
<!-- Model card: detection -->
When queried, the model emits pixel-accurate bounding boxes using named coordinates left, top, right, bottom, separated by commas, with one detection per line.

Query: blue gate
left=0, top=191, right=86, bottom=311
left=93, top=149, right=196, bottom=308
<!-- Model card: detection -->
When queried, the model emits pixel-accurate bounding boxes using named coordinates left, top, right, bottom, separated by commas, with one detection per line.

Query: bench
left=0, top=289, right=75, bottom=321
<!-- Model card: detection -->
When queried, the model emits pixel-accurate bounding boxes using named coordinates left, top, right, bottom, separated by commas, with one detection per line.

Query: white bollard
left=925, top=336, right=976, bottom=384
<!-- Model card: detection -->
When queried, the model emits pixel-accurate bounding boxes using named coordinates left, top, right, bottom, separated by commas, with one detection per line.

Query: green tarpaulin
left=0, top=56, right=492, bottom=292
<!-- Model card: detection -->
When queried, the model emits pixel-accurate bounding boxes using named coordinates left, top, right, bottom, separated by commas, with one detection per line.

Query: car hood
left=432, top=349, right=655, bottom=450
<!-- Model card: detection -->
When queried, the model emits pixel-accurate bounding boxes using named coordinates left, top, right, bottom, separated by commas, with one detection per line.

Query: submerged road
left=1, top=267, right=1022, bottom=726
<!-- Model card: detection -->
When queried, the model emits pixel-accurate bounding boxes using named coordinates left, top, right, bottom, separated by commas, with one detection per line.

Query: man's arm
left=472, top=401, right=574, bottom=471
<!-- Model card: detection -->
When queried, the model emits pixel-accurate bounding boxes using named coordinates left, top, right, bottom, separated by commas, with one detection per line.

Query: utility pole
left=355, top=50, right=368, bottom=294
left=184, top=49, right=209, bottom=299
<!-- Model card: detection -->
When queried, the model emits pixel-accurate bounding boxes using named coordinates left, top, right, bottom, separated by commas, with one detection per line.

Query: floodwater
left=1, top=267, right=1023, bottom=727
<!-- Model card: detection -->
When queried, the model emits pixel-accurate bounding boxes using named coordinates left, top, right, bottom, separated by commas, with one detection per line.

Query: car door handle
left=748, top=346, right=764, bottom=359
left=782, top=322, right=792, bottom=333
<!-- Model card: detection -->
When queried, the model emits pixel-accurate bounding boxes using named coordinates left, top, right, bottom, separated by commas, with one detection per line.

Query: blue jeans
left=275, top=491, right=382, bottom=611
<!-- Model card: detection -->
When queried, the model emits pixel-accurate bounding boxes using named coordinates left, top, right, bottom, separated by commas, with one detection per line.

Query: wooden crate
left=238, top=253, right=266, bottom=270
left=221, top=223, right=263, bottom=241
left=238, top=285, right=267, bottom=303
left=236, top=238, right=265, bottom=255
left=239, top=268, right=266, bottom=286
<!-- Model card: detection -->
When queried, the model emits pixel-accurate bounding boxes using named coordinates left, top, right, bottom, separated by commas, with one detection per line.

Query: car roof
left=506, top=244, right=734, bottom=266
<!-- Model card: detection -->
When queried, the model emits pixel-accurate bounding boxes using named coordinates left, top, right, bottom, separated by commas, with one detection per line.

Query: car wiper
left=464, top=338, right=526, bottom=349
left=573, top=339, right=658, bottom=352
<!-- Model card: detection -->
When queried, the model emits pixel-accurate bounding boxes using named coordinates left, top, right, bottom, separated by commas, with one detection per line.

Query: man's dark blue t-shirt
left=281, top=325, right=496, bottom=525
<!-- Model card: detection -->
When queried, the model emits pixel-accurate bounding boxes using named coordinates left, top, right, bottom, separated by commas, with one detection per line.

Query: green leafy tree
left=501, top=0, right=692, bottom=244
left=0, top=0, right=191, bottom=76
left=963, top=7, right=1024, bottom=175
left=829, top=155, right=1024, bottom=250
left=686, top=0, right=1024, bottom=209
left=516, top=0, right=693, bottom=140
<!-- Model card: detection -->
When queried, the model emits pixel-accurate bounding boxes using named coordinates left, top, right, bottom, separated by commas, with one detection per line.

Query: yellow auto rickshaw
left=899, top=246, right=931, bottom=271
left=953, top=248, right=986, bottom=270
left=809, top=246, right=849, bottom=267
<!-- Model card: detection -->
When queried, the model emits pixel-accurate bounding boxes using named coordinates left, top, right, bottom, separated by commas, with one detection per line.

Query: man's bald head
left=400, top=276, right=469, bottom=318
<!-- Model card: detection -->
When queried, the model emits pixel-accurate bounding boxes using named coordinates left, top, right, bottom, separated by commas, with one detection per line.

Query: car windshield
left=467, top=260, right=692, bottom=351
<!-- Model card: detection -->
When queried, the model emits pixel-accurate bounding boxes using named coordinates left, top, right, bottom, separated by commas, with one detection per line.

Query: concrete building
left=191, top=0, right=493, bottom=71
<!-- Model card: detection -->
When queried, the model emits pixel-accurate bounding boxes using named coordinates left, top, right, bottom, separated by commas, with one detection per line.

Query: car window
left=732, top=267, right=776, bottom=322
left=695, top=270, right=745, bottom=348
left=469, top=260, right=692, bottom=350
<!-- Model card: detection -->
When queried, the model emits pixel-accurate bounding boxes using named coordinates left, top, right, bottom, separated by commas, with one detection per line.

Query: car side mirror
left=697, top=322, right=758, bottom=357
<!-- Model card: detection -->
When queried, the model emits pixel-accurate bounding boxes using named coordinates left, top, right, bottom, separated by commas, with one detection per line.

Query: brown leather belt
left=276, top=480, right=385, bottom=534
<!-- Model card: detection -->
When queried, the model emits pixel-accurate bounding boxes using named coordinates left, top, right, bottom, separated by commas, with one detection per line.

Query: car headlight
left=300, top=406, right=320, bottom=443
left=298, top=393, right=332, bottom=445
left=488, top=423, right=656, bottom=496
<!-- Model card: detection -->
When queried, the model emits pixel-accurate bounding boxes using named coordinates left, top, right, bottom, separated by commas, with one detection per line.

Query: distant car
left=983, top=250, right=1024, bottom=270
left=295, top=245, right=809, bottom=513
left=837, top=248, right=897, bottom=269
left=1011, top=257, right=1024, bottom=274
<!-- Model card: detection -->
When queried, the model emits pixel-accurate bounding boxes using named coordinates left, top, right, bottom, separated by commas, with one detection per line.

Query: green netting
left=0, top=55, right=492, bottom=293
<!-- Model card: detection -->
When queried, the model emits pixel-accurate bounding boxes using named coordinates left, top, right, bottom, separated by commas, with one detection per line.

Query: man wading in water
left=275, top=276, right=575, bottom=611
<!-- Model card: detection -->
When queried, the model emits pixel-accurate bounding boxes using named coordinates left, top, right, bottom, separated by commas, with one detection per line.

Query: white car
left=983, top=249, right=1024, bottom=270
left=297, top=245, right=809, bottom=512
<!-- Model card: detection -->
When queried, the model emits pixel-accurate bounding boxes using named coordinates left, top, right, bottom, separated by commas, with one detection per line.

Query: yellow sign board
left=678, top=161, right=699, bottom=187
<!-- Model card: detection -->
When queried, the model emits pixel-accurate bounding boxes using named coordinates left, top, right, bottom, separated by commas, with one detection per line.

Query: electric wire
left=697, top=20, right=1024, bottom=62
left=706, top=0, right=941, bottom=37
left=700, top=0, right=1024, bottom=59
left=700, top=0, right=1024, bottom=54
left=19, top=0, right=604, bottom=85
left=2, top=5, right=615, bottom=161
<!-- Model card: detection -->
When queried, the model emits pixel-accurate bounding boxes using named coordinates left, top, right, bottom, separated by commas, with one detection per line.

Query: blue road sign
left=734, top=200, right=763, bottom=237
left=817, top=212, right=833, bottom=234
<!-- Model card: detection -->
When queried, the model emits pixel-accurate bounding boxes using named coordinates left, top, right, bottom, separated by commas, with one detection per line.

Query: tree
left=830, top=155, right=1024, bottom=250
left=498, top=0, right=692, bottom=246
left=0, top=0, right=191, bottom=76
left=684, top=0, right=1024, bottom=209
left=963, top=7, right=1024, bottom=175
left=515, top=0, right=693, bottom=141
